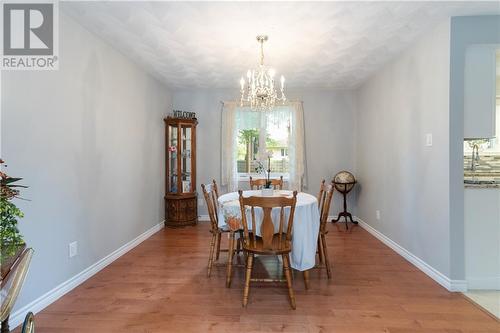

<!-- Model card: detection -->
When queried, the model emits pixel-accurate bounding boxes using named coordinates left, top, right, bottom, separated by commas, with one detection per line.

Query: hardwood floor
left=21, top=222, right=499, bottom=332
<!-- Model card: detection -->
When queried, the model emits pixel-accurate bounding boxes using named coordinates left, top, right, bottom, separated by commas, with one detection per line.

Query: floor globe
left=332, top=171, right=357, bottom=230
left=333, top=171, right=356, bottom=193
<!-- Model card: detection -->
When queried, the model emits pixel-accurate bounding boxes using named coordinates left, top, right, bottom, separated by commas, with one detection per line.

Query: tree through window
left=235, top=107, right=290, bottom=177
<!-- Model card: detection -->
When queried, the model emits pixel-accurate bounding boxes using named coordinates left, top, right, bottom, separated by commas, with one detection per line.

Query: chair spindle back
left=211, top=179, right=219, bottom=199
left=318, top=181, right=335, bottom=233
left=238, top=190, right=297, bottom=251
left=317, top=179, right=326, bottom=205
left=249, top=176, right=284, bottom=190
left=201, top=183, right=219, bottom=232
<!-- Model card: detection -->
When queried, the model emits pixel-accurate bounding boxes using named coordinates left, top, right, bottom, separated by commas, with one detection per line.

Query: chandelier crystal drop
left=239, top=35, right=286, bottom=111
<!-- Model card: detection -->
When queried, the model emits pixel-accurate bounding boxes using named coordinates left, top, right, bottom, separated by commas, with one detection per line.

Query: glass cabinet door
left=168, top=124, right=178, bottom=193
left=181, top=125, right=192, bottom=193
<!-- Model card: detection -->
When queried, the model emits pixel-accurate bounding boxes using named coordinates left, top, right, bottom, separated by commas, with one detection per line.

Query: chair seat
left=243, top=233, right=291, bottom=254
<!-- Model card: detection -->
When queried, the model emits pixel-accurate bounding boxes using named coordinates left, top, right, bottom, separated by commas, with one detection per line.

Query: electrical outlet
left=376, top=210, right=381, bottom=221
left=69, top=241, right=78, bottom=258
left=426, top=133, right=433, bottom=147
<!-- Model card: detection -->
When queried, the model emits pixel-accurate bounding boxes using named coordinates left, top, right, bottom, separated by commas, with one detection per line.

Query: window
left=221, top=101, right=305, bottom=191
left=235, top=107, right=291, bottom=178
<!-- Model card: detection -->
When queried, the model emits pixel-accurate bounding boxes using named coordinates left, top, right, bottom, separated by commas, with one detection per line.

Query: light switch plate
left=426, top=133, right=433, bottom=147
left=69, top=241, right=78, bottom=258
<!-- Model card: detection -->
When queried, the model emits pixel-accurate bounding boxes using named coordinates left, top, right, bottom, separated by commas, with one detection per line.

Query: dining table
left=217, top=190, right=320, bottom=271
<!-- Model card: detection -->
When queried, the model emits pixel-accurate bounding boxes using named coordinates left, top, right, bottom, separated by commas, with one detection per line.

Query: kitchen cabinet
left=464, top=188, right=500, bottom=290
left=464, top=44, right=497, bottom=139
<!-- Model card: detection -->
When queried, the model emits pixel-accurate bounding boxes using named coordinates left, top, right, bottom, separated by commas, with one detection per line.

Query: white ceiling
left=62, top=1, right=500, bottom=90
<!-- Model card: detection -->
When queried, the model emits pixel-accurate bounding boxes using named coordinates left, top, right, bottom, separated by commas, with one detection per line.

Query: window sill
left=238, top=174, right=290, bottom=182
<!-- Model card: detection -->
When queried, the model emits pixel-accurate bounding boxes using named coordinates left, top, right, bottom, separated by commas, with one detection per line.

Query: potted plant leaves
left=1, top=159, right=28, bottom=267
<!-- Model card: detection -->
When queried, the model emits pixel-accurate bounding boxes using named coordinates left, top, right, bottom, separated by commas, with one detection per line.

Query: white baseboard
left=9, top=221, right=165, bottom=329
left=449, top=279, right=468, bottom=292
left=466, top=277, right=500, bottom=290
left=356, top=217, right=467, bottom=292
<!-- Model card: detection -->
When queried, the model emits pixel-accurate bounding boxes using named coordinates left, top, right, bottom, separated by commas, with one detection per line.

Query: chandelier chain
left=260, top=38, right=264, bottom=66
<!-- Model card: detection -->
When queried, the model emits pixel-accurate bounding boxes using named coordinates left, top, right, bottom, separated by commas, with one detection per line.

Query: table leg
left=303, top=270, right=310, bottom=290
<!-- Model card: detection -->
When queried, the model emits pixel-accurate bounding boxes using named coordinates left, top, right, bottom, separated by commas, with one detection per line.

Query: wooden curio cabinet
left=164, top=117, right=198, bottom=227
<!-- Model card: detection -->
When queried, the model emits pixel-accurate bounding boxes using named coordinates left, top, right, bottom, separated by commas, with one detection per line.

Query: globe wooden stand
left=332, top=181, right=357, bottom=230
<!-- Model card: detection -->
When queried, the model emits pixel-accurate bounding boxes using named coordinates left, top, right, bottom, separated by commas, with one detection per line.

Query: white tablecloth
left=217, top=190, right=320, bottom=271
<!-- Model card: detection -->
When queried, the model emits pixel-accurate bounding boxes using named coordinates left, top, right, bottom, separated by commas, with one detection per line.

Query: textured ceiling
left=62, top=1, right=500, bottom=89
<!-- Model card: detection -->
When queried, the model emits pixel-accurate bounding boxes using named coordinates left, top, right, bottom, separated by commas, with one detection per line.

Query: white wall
left=355, top=21, right=451, bottom=276
left=172, top=89, right=357, bottom=217
left=1, top=13, right=171, bottom=313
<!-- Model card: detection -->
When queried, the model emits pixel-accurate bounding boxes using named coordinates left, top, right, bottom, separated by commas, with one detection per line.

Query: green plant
left=254, top=160, right=264, bottom=174
left=0, top=159, right=27, bottom=260
left=1, top=198, right=24, bottom=248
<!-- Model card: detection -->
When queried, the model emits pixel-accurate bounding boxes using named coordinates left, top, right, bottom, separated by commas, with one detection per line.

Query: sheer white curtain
left=287, top=101, right=306, bottom=191
left=220, top=101, right=306, bottom=191
left=220, top=101, right=239, bottom=192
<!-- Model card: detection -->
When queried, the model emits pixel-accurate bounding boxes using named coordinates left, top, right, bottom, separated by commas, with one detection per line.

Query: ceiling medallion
left=239, top=35, right=286, bottom=111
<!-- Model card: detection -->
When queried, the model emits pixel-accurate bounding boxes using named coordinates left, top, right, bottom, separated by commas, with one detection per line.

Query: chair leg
left=235, top=235, right=241, bottom=263
left=226, top=231, right=235, bottom=288
left=282, top=254, right=296, bottom=310
left=238, top=230, right=247, bottom=264
left=207, top=233, right=216, bottom=277
left=317, top=236, right=324, bottom=264
left=243, top=253, right=254, bottom=307
left=321, top=234, right=332, bottom=279
left=236, top=235, right=241, bottom=253
left=215, top=232, right=222, bottom=261
left=303, top=269, right=310, bottom=290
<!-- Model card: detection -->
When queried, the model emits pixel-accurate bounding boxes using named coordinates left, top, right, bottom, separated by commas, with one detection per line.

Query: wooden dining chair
left=316, top=180, right=335, bottom=278
left=316, top=179, right=326, bottom=265
left=249, top=176, right=284, bottom=190
left=211, top=179, right=220, bottom=199
left=209, top=179, right=221, bottom=258
left=238, top=190, right=303, bottom=309
left=1, top=248, right=34, bottom=333
left=317, top=179, right=326, bottom=205
left=201, top=181, right=242, bottom=288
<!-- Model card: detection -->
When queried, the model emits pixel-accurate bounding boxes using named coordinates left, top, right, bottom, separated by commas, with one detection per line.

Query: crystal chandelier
left=239, top=35, right=286, bottom=111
